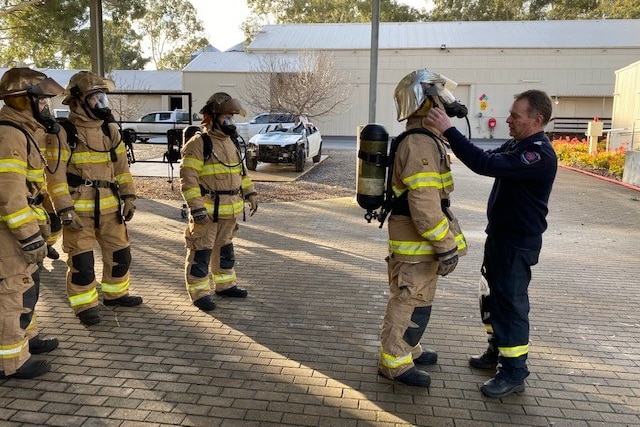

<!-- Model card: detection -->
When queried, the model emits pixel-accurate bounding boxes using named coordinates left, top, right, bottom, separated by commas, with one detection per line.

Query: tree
left=244, top=0, right=429, bottom=39
left=0, top=0, right=148, bottom=70
left=239, top=51, right=353, bottom=120
left=141, top=0, right=210, bottom=70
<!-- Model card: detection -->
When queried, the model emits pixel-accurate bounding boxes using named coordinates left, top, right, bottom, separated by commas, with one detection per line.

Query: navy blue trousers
left=482, top=235, right=539, bottom=381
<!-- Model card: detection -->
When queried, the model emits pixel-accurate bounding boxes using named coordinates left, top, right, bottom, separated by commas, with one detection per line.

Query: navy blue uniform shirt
left=442, top=128, right=557, bottom=250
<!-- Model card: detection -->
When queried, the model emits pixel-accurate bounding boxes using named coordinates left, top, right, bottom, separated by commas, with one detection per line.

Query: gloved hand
left=22, top=235, right=46, bottom=264
left=61, top=209, right=83, bottom=231
left=122, top=198, right=136, bottom=221
left=437, top=251, right=459, bottom=276
left=246, top=193, right=258, bottom=217
left=191, top=208, right=210, bottom=225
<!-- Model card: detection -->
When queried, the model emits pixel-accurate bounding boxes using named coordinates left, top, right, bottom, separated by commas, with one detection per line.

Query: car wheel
left=294, top=149, right=306, bottom=172
left=312, top=141, right=322, bottom=163
left=140, top=137, right=149, bottom=144
left=246, top=154, right=258, bottom=171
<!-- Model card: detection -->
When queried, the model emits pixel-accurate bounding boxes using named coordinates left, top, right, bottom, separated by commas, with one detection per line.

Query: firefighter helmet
left=394, top=69, right=461, bottom=122
left=0, top=67, right=64, bottom=101
left=200, top=92, right=246, bottom=117
left=62, top=71, right=115, bottom=105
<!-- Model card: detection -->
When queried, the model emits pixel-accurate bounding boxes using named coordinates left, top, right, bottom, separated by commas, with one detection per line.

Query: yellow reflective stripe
left=26, top=313, right=37, bottom=332
left=213, top=271, right=236, bottom=285
left=32, top=206, right=48, bottom=222
left=203, top=200, right=244, bottom=216
left=27, top=168, right=45, bottom=183
left=403, top=171, right=444, bottom=190
left=187, top=277, right=211, bottom=294
left=73, top=195, right=119, bottom=213
left=182, top=157, right=203, bottom=171
left=484, top=324, right=494, bottom=334
left=50, top=182, right=70, bottom=197
left=456, top=233, right=467, bottom=251
left=392, top=185, right=407, bottom=198
left=69, top=288, right=99, bottom=307
left=45, top=149, right=71, bottom=162
left=388, top=239, right=436, bottom=256
left=441, top=171, right=453, bottom=187
left=116, top=172, right=133, bottom=185
left=379, top=349, right=413, bottom=369
left=499, top=344, right=529, bottom=358
left=114, top=144, right=126, bottom=155
left=0, top=158, right=27, bottom=174
left=241, top=176, right=252, bottom=190
left=201, top=163, right=243, bottom=176
left=69, top=151, right=112, bottom=164
left=183, top=187, right=201, bottom=201
left=102, top=278, right=129, bottom=295
left=421, top=217, right=450, bottom=242
left=0, top=338, right=28, bottom=360
left=2, top=206, right=36, bottom=229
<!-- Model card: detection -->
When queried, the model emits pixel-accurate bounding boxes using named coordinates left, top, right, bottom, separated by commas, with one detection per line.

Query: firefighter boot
left=0, top=358, right=51, bottom=379
left=29, top=336, right=59, bottom=354
left=104, top=295, right=143, bottom=307
left=480, top=371, right=526, bottom=398
left=215, top=286, right=247, bottom=298
left=469, top=337, right=498, bottom=370
left=46, top=245, right=60, bottom=260
left=393, top=367, right=431, bottom=388
left=194, top=295, right=216, bottom=311
left=414, top=349, right=438, bottom=365
left=77, top=307, right=101, bottom=325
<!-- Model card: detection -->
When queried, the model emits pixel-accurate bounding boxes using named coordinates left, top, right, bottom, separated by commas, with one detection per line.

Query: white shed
left=183, top=19, right=640, bottom=139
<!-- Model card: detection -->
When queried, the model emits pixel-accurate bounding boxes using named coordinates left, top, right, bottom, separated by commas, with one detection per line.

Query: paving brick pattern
left=1, top=157, right=639, bottom=426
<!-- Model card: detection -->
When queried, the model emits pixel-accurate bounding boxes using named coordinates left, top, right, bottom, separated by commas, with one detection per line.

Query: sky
left=188, top=0, right=431, bottom=52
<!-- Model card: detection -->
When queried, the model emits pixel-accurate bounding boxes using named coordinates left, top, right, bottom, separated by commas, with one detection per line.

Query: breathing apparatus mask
left=394, top=69, right=468, bottom=121
left=82, top=90, right=114, bottom=121
left=219, top=117, right=238, bottom=137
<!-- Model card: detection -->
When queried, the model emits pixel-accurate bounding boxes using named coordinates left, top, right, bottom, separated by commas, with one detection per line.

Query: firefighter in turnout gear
left=44, top=71, right=142, bottom=326
left=180, top=92, right=258, bottom=312
left=0, top=67, right=64, bottom=378
left=378, top=69, right=467, bottom=388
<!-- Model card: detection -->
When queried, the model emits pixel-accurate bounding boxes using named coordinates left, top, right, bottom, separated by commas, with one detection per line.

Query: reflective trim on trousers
left=68, top=287, right=99, bottom=308
left=0, top=338, right=28, bottom=360
left=213, top=271, right=236, bottom=285
left=499, top=343, right=529, bottom=358
left=379, top=348, right=413, bottom=369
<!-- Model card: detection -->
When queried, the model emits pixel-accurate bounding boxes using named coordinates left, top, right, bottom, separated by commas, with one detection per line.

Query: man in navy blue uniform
left=426, top=89, right=557, bottom=398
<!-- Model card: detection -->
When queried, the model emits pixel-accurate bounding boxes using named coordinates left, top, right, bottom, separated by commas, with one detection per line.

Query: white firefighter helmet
left=393, top=69, right=460, bottom=122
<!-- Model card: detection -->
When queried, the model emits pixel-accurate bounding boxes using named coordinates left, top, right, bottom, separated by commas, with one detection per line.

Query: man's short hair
left=515, top=90, right=552, bottom=125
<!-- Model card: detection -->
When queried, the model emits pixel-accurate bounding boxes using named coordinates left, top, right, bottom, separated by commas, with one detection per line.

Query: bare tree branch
left=240, top=51, right=353, bottom=120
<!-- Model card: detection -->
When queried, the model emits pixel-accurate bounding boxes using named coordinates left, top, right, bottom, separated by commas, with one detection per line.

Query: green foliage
left=552, top=137, right=627, bottom=179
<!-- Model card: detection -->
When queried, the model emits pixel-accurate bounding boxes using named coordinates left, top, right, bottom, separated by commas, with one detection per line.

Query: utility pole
left=89, top=0, right=105, bottom=76
left=369, top=0, right=380, bottom=124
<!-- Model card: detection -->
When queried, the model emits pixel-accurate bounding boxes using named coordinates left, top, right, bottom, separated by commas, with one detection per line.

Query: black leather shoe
left=104, top=295, right=143, bottom=307
left=0, top=359, right=51, bottom=379
left=29, top=337, right=59, bottom=354
left=194, top=295, right=216, bottom=311
left=393, top=367, right=431, bottom=388
left=77, top=307, right=101, bottom=325
left=215, top=286, right=247, bottom=298
left=414, top=349, right=438, bottom=365
left=46, top=245, right=60, bottom=260
left=469, top=348, right=499, bottom=370
left=480, top=374, right=525, bottom=398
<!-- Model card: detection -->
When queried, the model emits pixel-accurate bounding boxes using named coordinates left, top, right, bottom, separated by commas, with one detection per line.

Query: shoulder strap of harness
left=377, top=127, right=445, bottom=228
left=201, top=132, right=213, bottom=160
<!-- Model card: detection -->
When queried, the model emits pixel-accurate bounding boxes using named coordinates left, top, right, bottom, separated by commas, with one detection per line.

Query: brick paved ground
left=0, top=155, right=639, bottom=426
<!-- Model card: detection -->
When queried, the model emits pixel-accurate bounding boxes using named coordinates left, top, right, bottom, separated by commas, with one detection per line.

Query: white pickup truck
left=122, top=110, right=200, bottom=143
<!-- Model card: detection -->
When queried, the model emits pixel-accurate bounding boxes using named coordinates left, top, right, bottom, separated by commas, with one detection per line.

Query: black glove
left=191, top=208, right=210, bottom=224
left=437, top=251, right=458, bottom=276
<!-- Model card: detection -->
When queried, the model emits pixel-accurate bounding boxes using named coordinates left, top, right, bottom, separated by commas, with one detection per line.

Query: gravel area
left=130, top=142, right=356, bottom=203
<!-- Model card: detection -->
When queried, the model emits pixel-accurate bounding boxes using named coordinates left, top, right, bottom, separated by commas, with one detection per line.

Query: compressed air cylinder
left=356, top=124, right=389, bottom=211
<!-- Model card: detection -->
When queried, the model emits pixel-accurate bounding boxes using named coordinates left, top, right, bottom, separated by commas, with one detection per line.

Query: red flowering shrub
left=552, top=138, right=626, bottom=180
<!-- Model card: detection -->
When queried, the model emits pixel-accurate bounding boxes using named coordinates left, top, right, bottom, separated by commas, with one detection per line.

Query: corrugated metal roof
left=183, top=51, right=305, bottom=72
left=0, top=68, right=183, bottom=91
left=248, top=19, right=640, bottom=50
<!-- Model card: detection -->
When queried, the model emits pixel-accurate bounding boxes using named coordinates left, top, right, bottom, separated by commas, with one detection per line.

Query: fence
left=548, top=116, right=612, bottom=139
